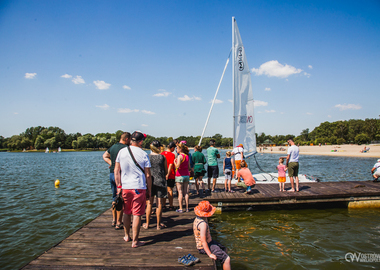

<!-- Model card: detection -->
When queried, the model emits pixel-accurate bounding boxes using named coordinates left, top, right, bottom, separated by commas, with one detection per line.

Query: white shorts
left=374, top=171, right=380, bottom=177
left=224, top=169, right=232, bottom=180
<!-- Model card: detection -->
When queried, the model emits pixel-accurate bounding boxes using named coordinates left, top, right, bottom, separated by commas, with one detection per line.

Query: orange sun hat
left=194, top=201, right=216, bottom=217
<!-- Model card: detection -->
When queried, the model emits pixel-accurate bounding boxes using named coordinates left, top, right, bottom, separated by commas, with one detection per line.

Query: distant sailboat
left=58, top=147, right=61, bottom=153
left=45, top=147, right=49, bottom=153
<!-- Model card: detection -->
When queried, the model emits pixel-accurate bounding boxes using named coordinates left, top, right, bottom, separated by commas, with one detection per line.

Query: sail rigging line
left=198, top=49, right=232, bottom=146
left=253, top=154, right=277, bottom=182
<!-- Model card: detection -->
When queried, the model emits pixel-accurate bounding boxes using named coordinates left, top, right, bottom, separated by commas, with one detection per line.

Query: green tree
left=355, top=133, right=370, bottom=145
left=34, top=135, right=45, bottom=150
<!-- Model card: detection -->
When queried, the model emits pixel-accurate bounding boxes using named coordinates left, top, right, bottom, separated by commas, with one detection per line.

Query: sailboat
left=199, top=17, right=317, bottom=184
left=45, top=147, right=49, bottom=153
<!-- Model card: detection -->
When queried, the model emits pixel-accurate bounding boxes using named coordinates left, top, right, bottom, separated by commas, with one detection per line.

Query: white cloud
left=265, top=87, right=271, bottom=91
left=118, top=108, right=139, bottom=113
left=61, top=74, right=72, bottom=78
left=94, top=80, right=111, bottom=90
left=142, top=124, right=148, bottom=127
left=306, top=112, right=313, bottom=115
left=254, top=100, right=268, bottom=107
left=265, top=109, right=276, bottom=113
left=96, top=104, right=110, bottom=110
left=251, top=60, right=302, bottom=78
left=14, top=112, right=19, bottom=115
left=210, top=99, right=223, bottom=104
left=335, top=104, right=362, bottom=111
left=328, top=115, right=332, bottom=118
left=308, top=65, right=313, bottom=69
left=123, top=85, right=131, bottom=90
left=72, top=75, right=85, bottom=84
left=304, top=72, right=311, bottom=78
left=142, top=110, right=155, bottom=115
left=153, top=89, right=171, bottom=97
left=25, top=73, right=37, bottom=79
left=178, top=95, right=201, bottom=101
left=228, top=99, right=233, bottom=103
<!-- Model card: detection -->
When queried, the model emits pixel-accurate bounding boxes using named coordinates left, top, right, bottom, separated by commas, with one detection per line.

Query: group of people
left=102, top=131, right=231, bottom=268
left=102, top=132, right=303, bottom=269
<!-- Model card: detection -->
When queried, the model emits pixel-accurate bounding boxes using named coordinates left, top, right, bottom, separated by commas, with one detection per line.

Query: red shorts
left=122, top=189, right=146, bottom=216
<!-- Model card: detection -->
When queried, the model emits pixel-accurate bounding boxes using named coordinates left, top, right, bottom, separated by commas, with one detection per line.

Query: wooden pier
left=21, top=180, right=380, bottom=269
left=208, top=180, right=380, bottom=210
left=21, top=195, right=216, bottom=270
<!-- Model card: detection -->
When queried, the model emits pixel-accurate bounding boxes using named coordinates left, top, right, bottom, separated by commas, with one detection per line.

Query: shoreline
left=258, top=144, right=380, bottom=158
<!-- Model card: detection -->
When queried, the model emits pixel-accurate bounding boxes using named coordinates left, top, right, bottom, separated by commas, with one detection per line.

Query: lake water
left=0, top=151, right=378, bottom=269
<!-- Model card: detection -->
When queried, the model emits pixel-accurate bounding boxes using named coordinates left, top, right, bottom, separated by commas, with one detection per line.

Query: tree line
left=1, top=118, right=379, bottom=150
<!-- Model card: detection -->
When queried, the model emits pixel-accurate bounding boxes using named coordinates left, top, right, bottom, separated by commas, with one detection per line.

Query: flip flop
left=115, top=224, right=124, bottom=230
left=111, top=221, right=116, bottom=227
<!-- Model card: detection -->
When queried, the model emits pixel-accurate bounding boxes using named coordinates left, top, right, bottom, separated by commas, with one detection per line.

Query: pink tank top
left=277, top=164, right=286, bottom=178
left=176, top=154, right=190, bottom=176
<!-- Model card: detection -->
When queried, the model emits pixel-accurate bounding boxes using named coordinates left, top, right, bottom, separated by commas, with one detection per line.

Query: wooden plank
left=22, top=197, right=216, bottom=270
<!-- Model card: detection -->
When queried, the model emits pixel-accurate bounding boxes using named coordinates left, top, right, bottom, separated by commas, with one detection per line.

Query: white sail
left=232, top=17, right=256, bottom=158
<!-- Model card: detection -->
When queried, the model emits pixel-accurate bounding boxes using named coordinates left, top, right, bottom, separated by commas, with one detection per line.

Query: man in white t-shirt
left=115, top=131, right=152, bottom=248
left=232, top=144, right=244, bottom=181
left=286, top=139, right=300, bottom=192
left=372, top=159, right=380, bottom=182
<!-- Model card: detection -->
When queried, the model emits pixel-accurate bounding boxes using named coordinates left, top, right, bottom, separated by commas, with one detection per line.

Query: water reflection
left=210, top=208, right=380, bottom=269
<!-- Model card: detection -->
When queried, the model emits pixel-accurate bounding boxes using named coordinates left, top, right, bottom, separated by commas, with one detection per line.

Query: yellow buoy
left=55, top=179, right=60, bottom=188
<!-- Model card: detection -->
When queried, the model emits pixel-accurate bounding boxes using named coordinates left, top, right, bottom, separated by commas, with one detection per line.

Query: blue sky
left=1, top=0, right=379, bottom=139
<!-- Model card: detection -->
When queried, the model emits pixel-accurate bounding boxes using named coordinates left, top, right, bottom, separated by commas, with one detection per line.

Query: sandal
left=185, top=253, right=200, bottom=263
left=115, top=224, right=124, bottom=230
left=111, top=221, right=116, bottom=227
left=178, top=255, right=195, bottom=266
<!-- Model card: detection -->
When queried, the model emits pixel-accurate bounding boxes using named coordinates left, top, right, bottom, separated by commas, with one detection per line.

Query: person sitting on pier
left=114, top=131, right=152, bottom=248
left=371, top=159, right=380, bottom=182
left=236, top=160, right=256, bottom=194
left=193, top=201, right=231, bottom=270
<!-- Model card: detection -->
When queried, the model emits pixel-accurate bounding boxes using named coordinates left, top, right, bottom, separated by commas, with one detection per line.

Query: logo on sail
left=239, top=115, right=253, bottom=124
left=237, top=47, right=244, bottom=71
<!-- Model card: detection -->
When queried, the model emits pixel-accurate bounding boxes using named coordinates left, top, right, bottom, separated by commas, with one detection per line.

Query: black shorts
left=207, top=166, right=219, bottom=179
left=199, top=240, right=228, bottom=264
left=167, top=179, right=175, bottom=188
left=151, top=184, right=167, bottom=198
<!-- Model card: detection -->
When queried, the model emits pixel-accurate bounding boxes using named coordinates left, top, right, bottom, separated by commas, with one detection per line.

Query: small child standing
left=193, top=201, right=231, bottom=270
left=223, top=151, right=235, bottom=192
left=236, top=160, right=256, bottom=194
left=277, top=157, right=287, bottom=192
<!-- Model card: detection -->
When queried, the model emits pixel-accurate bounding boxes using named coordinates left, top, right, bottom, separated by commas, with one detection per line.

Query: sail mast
left=232, top=16, right=236, bottom=147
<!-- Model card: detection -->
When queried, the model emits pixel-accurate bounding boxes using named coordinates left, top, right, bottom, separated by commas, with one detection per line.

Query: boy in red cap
left=193, top=201, right=231, bottom=270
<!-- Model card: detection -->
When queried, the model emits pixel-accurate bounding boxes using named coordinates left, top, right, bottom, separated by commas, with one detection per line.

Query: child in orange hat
left=193, top=201, right=231, bottom=270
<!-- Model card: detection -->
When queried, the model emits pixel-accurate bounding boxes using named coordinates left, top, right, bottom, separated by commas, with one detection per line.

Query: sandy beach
left=259, top=144, right=380, bottom=158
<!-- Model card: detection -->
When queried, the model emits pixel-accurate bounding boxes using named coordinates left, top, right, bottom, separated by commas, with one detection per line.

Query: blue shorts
left=109, top=173, right=117, bottom=201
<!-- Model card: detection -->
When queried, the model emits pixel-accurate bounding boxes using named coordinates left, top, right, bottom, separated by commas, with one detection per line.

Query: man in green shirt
left=207, top=139, right=220, bottom=192
left=103, top=132, right=131, bottom=229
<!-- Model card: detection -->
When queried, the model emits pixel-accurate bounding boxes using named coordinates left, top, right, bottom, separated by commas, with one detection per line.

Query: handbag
left=113, top=193, right=123, bottom=211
